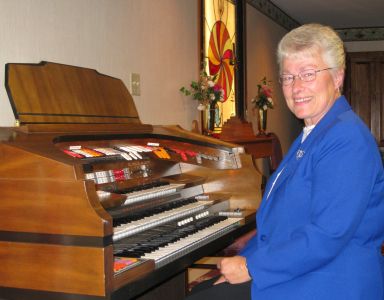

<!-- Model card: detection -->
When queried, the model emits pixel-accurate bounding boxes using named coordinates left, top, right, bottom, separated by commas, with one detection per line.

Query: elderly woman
left=186, top=23, right=384, bottom=300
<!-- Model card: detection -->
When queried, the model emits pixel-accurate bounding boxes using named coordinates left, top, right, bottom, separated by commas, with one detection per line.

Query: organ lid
left=5, top=61, right=146, bottom=132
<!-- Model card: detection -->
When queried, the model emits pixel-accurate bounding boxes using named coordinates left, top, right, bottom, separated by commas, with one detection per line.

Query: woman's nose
left=291, top=76, right=305, bottom=92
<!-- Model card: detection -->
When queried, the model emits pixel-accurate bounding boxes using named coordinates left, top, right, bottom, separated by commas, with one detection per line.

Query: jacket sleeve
left=244, top=120, right=382, bottom=290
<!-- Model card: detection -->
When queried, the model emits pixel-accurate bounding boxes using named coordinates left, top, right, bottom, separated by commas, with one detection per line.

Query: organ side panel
left=0, top=143, right=111, bottom=236
left=0, top=242, right=112, bottom=297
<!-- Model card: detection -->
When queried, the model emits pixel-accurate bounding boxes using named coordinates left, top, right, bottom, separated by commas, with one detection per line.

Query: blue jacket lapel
left=256, top=134, right=302, bottom=221
left=257, top=96, right=352, bottom=224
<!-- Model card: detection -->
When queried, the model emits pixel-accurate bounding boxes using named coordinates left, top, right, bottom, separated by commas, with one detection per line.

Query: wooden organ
left=0, top=62, right=262, bottom=300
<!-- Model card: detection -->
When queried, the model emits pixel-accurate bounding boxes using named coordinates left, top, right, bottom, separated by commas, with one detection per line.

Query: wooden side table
left=220, top=116, right=283, bottom=173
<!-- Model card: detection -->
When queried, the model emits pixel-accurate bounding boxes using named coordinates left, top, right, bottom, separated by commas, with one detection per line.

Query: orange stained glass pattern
left=208, top=20, right=234, bottom=102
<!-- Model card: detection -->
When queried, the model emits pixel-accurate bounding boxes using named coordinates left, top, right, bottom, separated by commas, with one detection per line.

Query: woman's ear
left=333, top=68, right=345, bottom=90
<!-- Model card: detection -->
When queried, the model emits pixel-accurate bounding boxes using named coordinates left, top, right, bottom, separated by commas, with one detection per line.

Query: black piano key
left=112, top=197, right=198, bottom=227
left=114, top=180, right=169, bottom=195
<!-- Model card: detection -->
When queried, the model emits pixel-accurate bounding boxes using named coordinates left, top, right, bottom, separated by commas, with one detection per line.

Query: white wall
left=345, top=40, right=384, bottom=52
left=246, top=5, right=302, bottom=153
left=0, top=0, right=303, bottom=155
left=0, top=0, right=200, bottom=129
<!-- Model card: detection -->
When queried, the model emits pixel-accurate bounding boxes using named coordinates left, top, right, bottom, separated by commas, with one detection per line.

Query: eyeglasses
left=279, top=68, right=334, bottom=86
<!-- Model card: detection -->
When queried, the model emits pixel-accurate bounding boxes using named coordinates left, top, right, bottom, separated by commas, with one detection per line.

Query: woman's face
left=281, top=52, right=344, bottom=126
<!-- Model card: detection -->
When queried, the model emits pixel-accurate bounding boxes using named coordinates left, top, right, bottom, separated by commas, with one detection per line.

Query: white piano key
left=123, top=183, right=185, bottom=205
left=140, top=218, right=242, bottom=267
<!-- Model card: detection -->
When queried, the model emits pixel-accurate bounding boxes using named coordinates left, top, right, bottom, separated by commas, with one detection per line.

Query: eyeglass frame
left=279, top=67, right=335, bottom=86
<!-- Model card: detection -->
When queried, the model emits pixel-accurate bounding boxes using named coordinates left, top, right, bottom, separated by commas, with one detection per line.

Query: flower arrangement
left=251, top=76, right=274, bottom=111
left=180, top=69, right=225, bottom=111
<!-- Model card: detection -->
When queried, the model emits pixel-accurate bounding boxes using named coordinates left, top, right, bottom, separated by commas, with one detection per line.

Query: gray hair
left=277, top=23, right=345, bottom=73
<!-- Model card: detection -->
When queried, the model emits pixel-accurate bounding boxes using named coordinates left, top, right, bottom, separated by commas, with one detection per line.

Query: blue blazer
left=241, top=96, right=384, bottom=299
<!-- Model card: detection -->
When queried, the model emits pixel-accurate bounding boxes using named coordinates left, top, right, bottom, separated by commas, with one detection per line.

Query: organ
left=0, top=62, right=262, bottom=299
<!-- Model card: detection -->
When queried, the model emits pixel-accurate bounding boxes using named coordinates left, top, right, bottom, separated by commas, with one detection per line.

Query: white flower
left=263, top=105, right=268, bottom=110
left=210, top=93, right=216, bottom=100
left=268, top=97, right=273, bottom=104
left=197, top=103, right=206, bottom=111
left=208, top=80, right=215, bottom=87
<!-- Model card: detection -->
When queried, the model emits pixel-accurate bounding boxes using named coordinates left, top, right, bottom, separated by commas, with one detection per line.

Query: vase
left=201, top=101, right=221, bottom=135
left=257, top=108, right=268, bottom=135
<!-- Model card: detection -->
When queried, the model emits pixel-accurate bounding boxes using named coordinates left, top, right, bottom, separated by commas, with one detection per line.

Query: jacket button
left=260, top=234, right=267, bottom=241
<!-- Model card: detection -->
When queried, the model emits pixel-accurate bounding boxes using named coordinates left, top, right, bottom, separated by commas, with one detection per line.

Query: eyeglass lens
left=279, top=68, right=333, bottom=86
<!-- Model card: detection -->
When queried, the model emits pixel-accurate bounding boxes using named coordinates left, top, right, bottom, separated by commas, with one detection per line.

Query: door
left=345, top=51, right=384, bottom=147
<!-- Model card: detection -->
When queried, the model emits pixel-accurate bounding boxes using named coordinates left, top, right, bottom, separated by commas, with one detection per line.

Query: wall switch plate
left=131, top=73, right=141, bottom=96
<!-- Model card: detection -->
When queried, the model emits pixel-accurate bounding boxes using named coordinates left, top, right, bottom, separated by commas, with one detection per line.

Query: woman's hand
left=214, top=256, right=251, bottom=285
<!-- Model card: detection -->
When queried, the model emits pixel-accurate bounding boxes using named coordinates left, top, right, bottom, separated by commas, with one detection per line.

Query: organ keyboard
left=0, top=62, right=262, bottom=300
left=113, top=198, right=210, bottom=240
left=119, top=215, right=244, bottom=268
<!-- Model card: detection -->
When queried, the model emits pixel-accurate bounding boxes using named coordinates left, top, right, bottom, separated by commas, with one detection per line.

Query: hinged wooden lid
left=5, top=61, right=141, bottom=126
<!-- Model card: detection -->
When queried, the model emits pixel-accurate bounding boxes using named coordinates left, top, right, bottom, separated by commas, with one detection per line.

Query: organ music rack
left=0, top=62, right=262, bottom=300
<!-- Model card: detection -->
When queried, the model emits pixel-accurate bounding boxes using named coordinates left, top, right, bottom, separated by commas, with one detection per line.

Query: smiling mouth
left=295, top=97, right=311, bottom=103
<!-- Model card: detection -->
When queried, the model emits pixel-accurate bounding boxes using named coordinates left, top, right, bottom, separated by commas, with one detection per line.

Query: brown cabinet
left=345, top=52, right=384, bottom=147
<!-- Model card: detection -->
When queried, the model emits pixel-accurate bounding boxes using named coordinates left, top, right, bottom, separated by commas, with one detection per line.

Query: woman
left=186, top=23, right=384, bottom=300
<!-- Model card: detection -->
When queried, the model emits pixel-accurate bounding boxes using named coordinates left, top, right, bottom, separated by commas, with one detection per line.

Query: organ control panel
left=0, top=62, right=262, bottom=300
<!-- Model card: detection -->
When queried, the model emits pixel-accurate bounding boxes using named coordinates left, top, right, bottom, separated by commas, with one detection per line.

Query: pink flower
left=213, top=84, right=222, bottom=92
left=262, top=85, right=272, bottom=97
left=251, top=77, right=274, bottom=110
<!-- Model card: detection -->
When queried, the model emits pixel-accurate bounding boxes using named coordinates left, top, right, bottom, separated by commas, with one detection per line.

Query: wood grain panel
left=350, top=61, right=372, bottom=128
left=0, top=178, right=110, bottom=236
left=180, top=153, right=262, bottom=210
left=0, top=143, right=75, bottom=180
left=378, top=62, right=384, bottom=146
left=0, top=241, right=111, bottom=296
left=6, top=62, right=140, bottom=125
left=346, top=52, right=384, bottom=146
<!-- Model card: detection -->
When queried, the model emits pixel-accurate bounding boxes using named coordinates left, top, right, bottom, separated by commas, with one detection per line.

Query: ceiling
left=269, top=0, right=384, bottom=29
